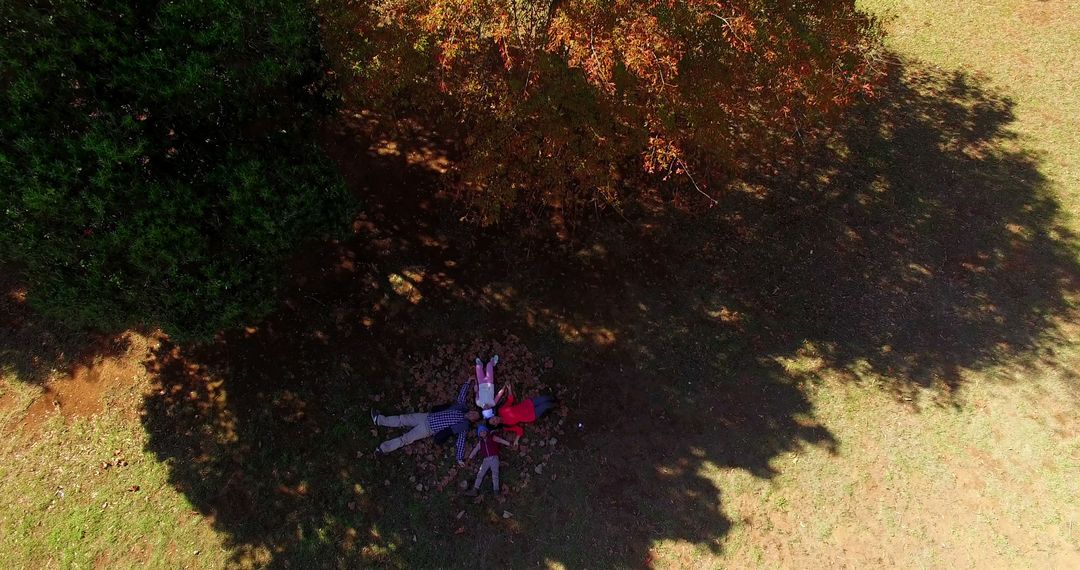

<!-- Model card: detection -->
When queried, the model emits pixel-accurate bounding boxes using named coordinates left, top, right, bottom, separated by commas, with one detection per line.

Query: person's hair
left=484, top=418, right=502, bottom=430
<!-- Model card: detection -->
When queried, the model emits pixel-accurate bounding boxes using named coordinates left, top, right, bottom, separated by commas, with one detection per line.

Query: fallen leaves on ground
left=379, top=334, right=571, bottom=501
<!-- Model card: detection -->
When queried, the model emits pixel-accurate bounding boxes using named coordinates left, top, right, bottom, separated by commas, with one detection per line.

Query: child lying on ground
left=465, top=425, right=512, bottom=496
left=474, top=355, right=508, bottom=418
left=486, top=383, right=557, bottom=445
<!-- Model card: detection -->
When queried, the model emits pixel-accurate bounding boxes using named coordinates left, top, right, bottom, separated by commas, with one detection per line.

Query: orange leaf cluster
left=319, top=0, right=885, bottom=226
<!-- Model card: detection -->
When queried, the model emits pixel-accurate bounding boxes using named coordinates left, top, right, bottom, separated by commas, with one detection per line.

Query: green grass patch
left=0, top=378, right=226, bottom=569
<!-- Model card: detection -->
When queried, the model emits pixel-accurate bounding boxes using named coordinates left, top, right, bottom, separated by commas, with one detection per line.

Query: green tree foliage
left=0, top=0, right=354, bottom=339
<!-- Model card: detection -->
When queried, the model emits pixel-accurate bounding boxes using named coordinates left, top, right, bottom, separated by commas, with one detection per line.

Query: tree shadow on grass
left=0, top=270, right=133, bottom=385
left=713, top=65, right=1080, bottom=397
left=135, top=59, right=1079, bottom=567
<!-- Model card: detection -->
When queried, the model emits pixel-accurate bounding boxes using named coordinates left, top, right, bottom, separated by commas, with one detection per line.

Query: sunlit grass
left=0, top=377, right=227, bottom=569
left=642, top=353, right=1079, bottom=568
left=860, top=0, right=1080, bottom=227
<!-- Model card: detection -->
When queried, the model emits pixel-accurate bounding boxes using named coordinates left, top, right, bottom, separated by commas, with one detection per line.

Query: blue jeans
left=532, top=395, right=556, bottom=418
left=473, top=455, right=500, bottom=492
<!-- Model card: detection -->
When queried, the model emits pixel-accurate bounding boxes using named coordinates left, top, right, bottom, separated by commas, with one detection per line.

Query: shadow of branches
left=707, top=65, right=1080, bottom=396
left=131, top=58, right=1080, bottom=568
left=0, top=269, right=132, bottom=385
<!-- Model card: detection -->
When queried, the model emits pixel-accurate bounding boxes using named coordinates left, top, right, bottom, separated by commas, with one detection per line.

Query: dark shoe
left=464, top=488, right=479, bottom=497
left=475, top=357, right=482, bottom=365
left=374, top=446, right=385, bottom=457
left=370, top=409, right=381, bottom=425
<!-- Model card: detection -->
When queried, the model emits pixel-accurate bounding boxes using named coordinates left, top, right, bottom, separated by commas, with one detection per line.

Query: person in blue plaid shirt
left=371, top=383, right=480, bottom=464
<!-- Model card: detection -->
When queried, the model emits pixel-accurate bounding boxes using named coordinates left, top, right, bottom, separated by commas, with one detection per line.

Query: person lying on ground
left=486, top=384, right=557, bottom=444
left=464, top=425, right=512, bottom=497
left=371, top=382, right=479, bottom=463
left=474, top=354, right=508, bottom=418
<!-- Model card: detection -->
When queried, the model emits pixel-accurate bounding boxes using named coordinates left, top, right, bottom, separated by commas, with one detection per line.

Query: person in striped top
left=371, top=382, right=479, bottom=463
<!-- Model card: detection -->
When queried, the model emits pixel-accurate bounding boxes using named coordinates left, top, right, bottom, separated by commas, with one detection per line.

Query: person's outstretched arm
left=455, top=431, right=467, bottom=463
left=456, top=382, right=469, bottom=405
left=468, top=442, right=480, bottom=460
left=494, top=384, right=509, bottom=405
left=493, top=436, right=511, bottom=446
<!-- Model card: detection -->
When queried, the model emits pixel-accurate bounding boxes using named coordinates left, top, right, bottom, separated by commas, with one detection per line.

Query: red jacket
left=478, top=436, right=501, bottom=458
left=497, top=394, right=536, bottom=437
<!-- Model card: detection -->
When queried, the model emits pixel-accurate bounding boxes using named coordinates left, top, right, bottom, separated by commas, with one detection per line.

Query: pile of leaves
left=373, top=335, right=571, bottom=499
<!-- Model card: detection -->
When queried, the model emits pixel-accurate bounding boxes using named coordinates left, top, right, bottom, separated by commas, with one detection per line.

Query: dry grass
left=862, top=0, right=1080, bottom=221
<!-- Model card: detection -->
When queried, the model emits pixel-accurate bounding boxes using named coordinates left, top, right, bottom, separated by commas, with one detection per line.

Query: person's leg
left=473, top=458, right=491, bottom=489
left=377, top=412, right=426, bottom=428
left=532, top=396, right=556, bottom=418
left=489, top=457, right=500, bottom=493
left=475, top=361, right=485, bottom=384
left=485, top=359, right=494, bottom=383
left=379, top=419, right=433, bottom=453
left=477, top=381, right=495, bottom=408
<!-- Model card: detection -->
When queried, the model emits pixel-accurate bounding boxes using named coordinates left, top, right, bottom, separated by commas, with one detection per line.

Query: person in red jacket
left=486, top=384, right=556, bottom=444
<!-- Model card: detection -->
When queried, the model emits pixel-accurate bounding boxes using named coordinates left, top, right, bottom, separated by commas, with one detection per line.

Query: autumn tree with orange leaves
left=320, top=0, right=885, bottom=229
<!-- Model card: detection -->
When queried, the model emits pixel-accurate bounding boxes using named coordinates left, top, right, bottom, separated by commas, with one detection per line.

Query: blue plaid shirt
left=427, top=383, right=471, bottom=461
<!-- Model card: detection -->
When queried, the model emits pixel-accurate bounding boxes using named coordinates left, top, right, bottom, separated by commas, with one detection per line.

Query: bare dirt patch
left=1018, top=0, right=1071, bottom=27
left=20, top=332, right=154, bottom=430
left=0, top=391, right=16, bottom=414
